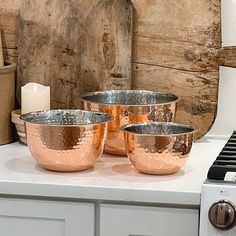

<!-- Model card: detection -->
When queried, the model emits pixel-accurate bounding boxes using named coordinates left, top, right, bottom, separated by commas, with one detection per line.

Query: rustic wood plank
left=132, top=0, right=221, bottom=48
left=132, top=64, right=219, bottom=101
left=133, top=36, right=219, bottom=72
left=132, top=63, right=219, bottom=138
left=0, top=9, right=19, bottom=63
left=80, top=0, right=133, bottom=92
left=17, top=0, right=133, bottom=109
left=0, top=0, right=20, bottom=10
left=132, top=0, right=221, bottom=72
left=1, top=33, right=18, bottom=49
left=2, top=48, right=19, bottom=63
left=2, top=48, right=19, bottom=57
left=18, top=0, right=86, bottom=109
left=131, top=0, right=221, bottom=138
left=219, top=46, right=236, bottom=68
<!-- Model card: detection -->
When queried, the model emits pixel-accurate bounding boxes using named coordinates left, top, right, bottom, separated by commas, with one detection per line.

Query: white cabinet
left=0, top=198, right=94, bottom=236
left=100, top=204, right=198, bottom=236
left=0, top=198, right=199, bottom=236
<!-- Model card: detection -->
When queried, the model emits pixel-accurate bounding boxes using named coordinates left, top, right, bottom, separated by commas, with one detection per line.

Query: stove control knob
left=209, top=200, right=236, bottom=230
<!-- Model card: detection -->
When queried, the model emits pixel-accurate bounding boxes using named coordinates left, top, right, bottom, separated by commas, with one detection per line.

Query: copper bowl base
left=130, top=159, right=187, bottom=175
left=137, top=169, right=181, bottom=175
left=39, top=164, right=93, bottom=172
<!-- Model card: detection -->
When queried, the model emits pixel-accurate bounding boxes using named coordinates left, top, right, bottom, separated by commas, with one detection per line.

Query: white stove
left=199, top=1, right=236, bottom=233
left=200, top=182, right=236, bottom=235
left=200, top=132, right=236, bottom=235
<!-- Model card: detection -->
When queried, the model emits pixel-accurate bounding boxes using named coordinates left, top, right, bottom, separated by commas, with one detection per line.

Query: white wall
left=207, top=0, right=236, bottom=136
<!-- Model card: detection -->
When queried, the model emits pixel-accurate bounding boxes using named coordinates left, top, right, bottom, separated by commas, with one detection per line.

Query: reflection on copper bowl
left=121, top=122, right=196, bottom=175
left=20, top=110, right=112, bottom=172
left=81, top=90, right=178, bottom=156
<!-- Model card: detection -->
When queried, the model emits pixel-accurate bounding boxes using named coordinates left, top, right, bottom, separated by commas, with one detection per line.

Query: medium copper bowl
left=20, top=110, right=112, bottom=172
left=81, top=90, right=178, bottom=156
left=121, top=122, right=195, bottom=175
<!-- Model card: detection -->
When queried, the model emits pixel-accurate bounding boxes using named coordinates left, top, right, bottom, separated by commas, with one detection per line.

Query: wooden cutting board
left=1, top=0, right=236, bottom=139
left=131, top=0, right=236, bottom=138
left=17, top=0, right=133, bottom=109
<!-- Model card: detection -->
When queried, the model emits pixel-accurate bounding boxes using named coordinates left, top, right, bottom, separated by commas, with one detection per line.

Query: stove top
left=207, top=131, right=236, bottom=181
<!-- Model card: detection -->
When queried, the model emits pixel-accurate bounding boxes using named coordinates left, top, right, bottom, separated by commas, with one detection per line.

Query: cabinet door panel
left=0, top=198, right=94, bottom=236
left=100, top=204, right=198, bottom=236
left=0, top=216, right=64, bottom=236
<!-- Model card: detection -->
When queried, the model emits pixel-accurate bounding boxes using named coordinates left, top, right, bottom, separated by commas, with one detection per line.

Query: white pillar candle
left=0, top=30, right=4, bottom=67
left=21, top=83, right=50, bottom=114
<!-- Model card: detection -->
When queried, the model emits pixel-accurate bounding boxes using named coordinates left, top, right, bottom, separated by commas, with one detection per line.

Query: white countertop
left=0, top=136, right=229, bottom=206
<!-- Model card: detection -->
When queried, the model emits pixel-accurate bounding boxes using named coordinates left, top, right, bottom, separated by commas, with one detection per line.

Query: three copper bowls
left=81, top=90, right=178, bottom=155
left=20, top=90, right=195, bottom=175
left=121, top=122, right=196, bottom=175
left=20, top=110, right=112, bottom=172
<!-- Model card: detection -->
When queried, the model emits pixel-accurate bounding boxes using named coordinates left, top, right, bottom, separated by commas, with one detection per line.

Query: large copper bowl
left=81, top=90, right=178, bottom=156
left=20, top=110, right=112, bottom=172
left=121, top=122, right=195, bottom=175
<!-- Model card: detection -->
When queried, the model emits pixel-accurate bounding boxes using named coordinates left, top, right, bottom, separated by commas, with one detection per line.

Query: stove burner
left=207, top=131, right=236, bottom=180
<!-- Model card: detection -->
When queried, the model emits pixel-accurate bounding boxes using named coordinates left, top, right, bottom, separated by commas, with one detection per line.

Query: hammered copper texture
left=81, top=90, right=178, bottom=156
left=21, top=110, right=112, bottom=172
left=122, top=122, right=195, bottom=175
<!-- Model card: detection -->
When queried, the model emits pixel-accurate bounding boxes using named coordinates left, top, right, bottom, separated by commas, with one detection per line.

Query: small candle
left=0, top=30, right=4, bottom=67
left=21, top=83, right=50, bottom=114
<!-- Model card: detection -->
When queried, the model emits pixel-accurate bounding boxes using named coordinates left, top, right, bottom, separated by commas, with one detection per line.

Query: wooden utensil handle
left=219, top=46, right=236, bottom=68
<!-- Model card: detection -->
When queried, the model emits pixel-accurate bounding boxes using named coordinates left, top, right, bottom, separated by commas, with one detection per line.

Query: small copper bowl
left=20, top=110, right=112, bottom=172
left=121, top=122, right=195, bottom=175
left=81, top=90, right=178, bottom=156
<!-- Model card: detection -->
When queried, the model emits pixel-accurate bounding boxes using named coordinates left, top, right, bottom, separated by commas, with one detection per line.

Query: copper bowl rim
left=120, top=122, right=197, bottom=137
left=80, top=90, right=179, bottom=106
left=20, top=109, right=113, bottom=127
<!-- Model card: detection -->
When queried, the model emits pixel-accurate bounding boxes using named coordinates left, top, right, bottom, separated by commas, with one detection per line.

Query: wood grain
left=131, top=0, right=221, bottom=138
left=0, top=0, right=20, bottom=10
left=80, top=0, right=133, bottom=92
left=2, top=0, right=236, bottom=139
left=17, top=0, right=133, bottom=109
left=0, top=9, right=19, bottom=62
left=133, top=63, right=218, bottom=136
left=0, top=30, right=3, bottom=66
left=133, top=36, right=219, bottom=72
left=219, top=46, right=236, bottom=68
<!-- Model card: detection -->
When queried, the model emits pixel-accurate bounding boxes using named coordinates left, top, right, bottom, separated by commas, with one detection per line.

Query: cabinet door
left=100, top=204, right=198, bottom=236
left=0, top=198, right=94, bottom=236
